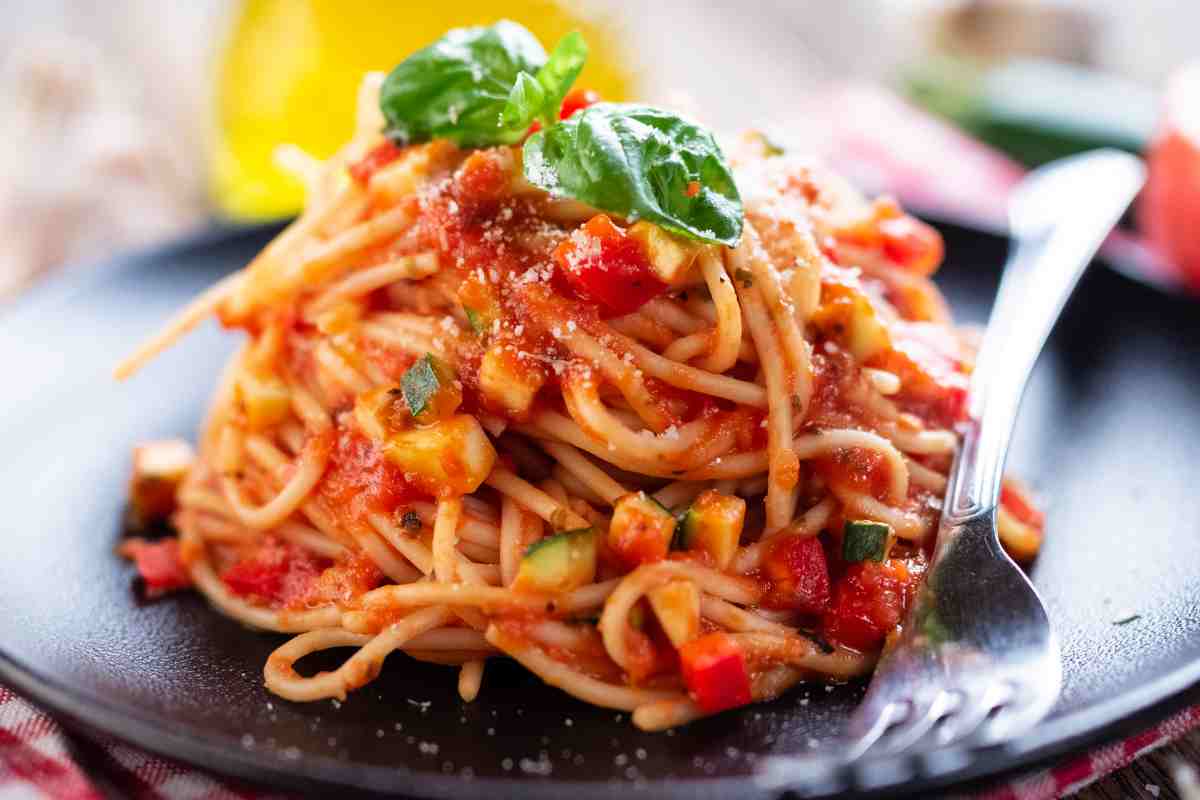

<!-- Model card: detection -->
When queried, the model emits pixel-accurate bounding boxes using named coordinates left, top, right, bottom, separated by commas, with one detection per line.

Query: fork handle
left=945, top=151, right=1147, bottom=521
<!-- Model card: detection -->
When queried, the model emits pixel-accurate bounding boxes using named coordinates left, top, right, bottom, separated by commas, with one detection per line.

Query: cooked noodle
left=117, top=75, right=1043, bottom=731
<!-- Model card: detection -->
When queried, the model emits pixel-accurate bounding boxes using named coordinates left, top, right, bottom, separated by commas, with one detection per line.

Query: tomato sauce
left=821, top=556, right=925, bottom=651
left=348, top=140, right=403, bottom=185
left=222, top=536, right=330, bottom=608
left=316, top=428, right=425, bottom=530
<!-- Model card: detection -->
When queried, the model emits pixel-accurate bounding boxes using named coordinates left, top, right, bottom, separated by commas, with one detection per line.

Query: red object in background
left=679, top=633, right=752, bottom=713
left=790, top=84, right=1183, bottom=292
left=1140, top=62, right=1200, bottom=289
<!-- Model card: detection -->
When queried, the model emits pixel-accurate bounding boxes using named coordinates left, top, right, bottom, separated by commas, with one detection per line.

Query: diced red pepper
left=560, top=87, right=601, bottom=119
left=121, top=538, right=191, bottom=594
left=553, top=215, right=667, bottom=315
left=878, top=215, right=944, bottom=277
left=822, top=559, right=916, bottom=651
left=222, top=537, right=328, bottom=607
left=679, top=632, right=752, bottom=714
left=763, top=535, right=831, bottom=614
left=348, top=140, right=402, bottom=184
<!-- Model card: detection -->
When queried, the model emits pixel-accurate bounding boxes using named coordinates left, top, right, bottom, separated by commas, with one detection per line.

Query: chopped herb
left=1112, top=613, right=1142, bottom=626
left=401, top=354, right=446, bottom=418
left=734, top=268, right=754, bottom=288
left=843, top=520, right=891, bottom=563
left=400, top=510, right=423, bottom=531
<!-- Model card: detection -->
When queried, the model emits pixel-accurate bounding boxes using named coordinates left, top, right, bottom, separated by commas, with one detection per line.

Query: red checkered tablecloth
left=4, top=684, right=1200, bottom=800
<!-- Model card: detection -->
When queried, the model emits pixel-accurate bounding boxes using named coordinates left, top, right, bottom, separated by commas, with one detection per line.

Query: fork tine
left=969, top=680, right=1058, bottom=746
left=874, top=690, right=961, bottom=756
left=841, top=698, right=906, bottom=762
left=933, top=681, right=1014, bottom=749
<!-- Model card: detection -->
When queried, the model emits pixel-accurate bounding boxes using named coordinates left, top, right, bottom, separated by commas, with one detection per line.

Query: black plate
left=2, top=222, right=1199, bottom=799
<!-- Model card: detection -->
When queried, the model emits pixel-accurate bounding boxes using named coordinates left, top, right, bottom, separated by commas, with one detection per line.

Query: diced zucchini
left=627, top=221, right=704, bottom=286
left=676, top=489, right=745, bottom=570
left=842, top=520, right=893, bottom=563
left=608, top=491, right=677, bottom=566
left=383, top=414, right=496, bottom=495
left=647, top=580, right=700, bottom=648
left=478, top=342, right=546, bottom=417
left=811, top=282, right=891, bottom=362
left=400, top=354, right=461, bottom=421
left=235, top=368, right=291, bottom=430
left=513, top=528, right=598, bottom=593
left=128, top=439, right=195, bottom=527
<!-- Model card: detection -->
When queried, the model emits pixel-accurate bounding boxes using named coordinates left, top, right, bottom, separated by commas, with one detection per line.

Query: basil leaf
left=535, top=32, right=589, bottom=124
left=842, top=520, right=892, bottom=563
left=380, top=20, right=547, bottom=147
left=500, top=73, right=548, bottom=133
left=500, top=31, right=588, bottom=133
left=401, top=355, right=444, bottom=418
left=523, top=103, right=743, bottom=245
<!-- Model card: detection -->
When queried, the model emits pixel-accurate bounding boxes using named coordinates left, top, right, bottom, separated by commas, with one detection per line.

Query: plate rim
left=2, top=221, right=1198, bottom=798
left=3, top=640, right=1199, bottom=800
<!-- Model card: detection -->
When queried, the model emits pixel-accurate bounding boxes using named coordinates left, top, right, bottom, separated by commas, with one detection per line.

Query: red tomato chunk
left=679, top=633, right=752, bottom=714
left=822, top=560, right=916, bottom=651
left=560, top=87, right=600, bottom=119
left=763, top=535, right=831, bottom=614
left=553, top=215, right=666, bottom=315
left=223, top=537, right=329, bottom=607
left=122, top=538, right=191, bottom=594
left=878, top=214, right=944, bottom=277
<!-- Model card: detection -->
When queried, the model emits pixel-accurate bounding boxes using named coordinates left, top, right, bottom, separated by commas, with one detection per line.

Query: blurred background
left=2, top=0, right=1198, bottom=299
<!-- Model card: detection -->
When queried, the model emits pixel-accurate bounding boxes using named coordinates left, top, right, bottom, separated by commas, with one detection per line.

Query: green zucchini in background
left=903, top=57, right=1159, bottom=167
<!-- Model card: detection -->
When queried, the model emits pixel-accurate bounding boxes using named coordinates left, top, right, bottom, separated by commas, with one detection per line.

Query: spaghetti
left=118, top=66, right=1044, bottom=730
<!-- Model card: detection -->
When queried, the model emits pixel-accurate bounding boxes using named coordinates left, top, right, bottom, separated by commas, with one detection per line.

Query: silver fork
left=759, top=151, right=1145, bottom=794
left=836, top=150, right=1146, bottom=765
